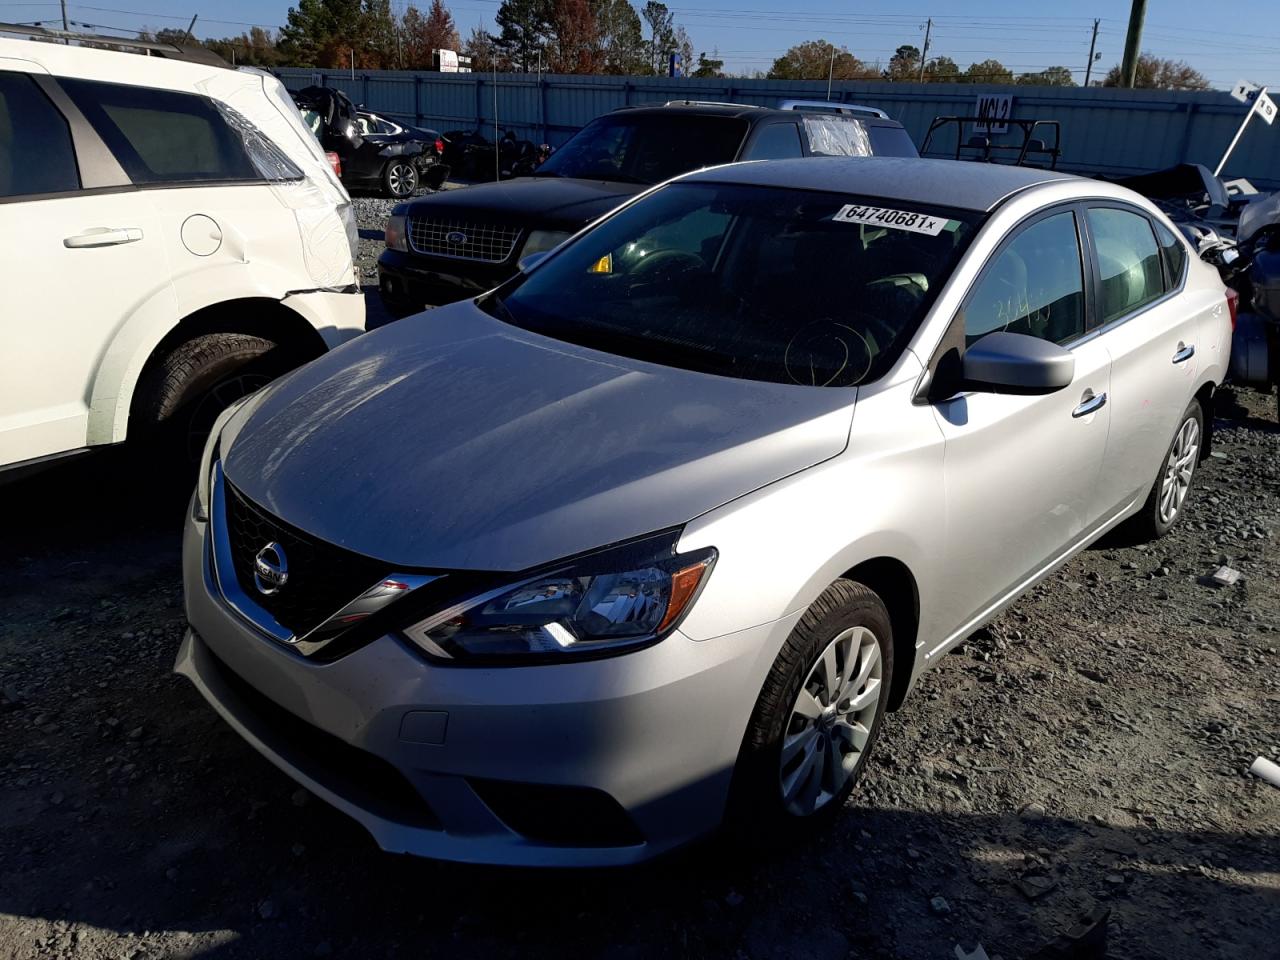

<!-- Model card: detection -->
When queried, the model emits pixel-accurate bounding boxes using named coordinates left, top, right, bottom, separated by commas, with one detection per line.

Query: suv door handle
left=1172, top=342, right=1196, bottom=364
left=1072, top=391, right=1107, bottom=418
left=64, top=228, right=143, bottom=249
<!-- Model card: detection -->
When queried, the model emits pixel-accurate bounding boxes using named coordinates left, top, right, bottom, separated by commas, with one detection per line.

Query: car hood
left=222, top=302, right=856, bottom=571
left=405, top=176, right=643, bottom=230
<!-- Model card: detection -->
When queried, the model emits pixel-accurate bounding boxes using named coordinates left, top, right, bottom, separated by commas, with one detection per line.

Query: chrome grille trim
left=407, top=216, right=522, bottom=262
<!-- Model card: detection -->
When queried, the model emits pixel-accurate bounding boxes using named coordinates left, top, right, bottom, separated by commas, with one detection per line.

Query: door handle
left=1072, top=391, right=1107, bottom=418
left=63, top=227, right=143, bottom=249
left=1172, top=342, right=1196, bottom=364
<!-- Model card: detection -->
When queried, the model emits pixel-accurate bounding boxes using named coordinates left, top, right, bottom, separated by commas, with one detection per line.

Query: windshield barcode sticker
left=832, top=204, right=949, bottom=235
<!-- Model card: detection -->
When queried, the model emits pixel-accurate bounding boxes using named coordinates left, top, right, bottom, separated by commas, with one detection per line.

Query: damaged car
left=293, top=85, right=446, bottom=198
left=181, top=158, right=1230, bottom=866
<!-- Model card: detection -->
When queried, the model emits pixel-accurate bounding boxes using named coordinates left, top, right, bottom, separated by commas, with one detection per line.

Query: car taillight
left=434, top=138, right=444, bottom=155
left=1226, top=287, right=1239, bottom=330
left=325, top=151, right=342, bottom=177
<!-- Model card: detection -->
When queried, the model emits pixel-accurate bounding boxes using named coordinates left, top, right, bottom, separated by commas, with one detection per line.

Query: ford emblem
left=445, top=230, right=468, bottom=245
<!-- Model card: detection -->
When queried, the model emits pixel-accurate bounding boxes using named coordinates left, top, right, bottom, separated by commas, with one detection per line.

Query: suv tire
left=383, top=159, right=418, bottom=199
left=1128, top=399, right=1205, bottom=541
left=134, top=333, right=284, bottom=464
left=729, top=579, right=893, bottom=835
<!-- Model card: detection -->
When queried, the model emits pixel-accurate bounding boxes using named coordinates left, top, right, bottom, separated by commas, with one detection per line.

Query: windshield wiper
left=529, top=169, right=561, bottom=178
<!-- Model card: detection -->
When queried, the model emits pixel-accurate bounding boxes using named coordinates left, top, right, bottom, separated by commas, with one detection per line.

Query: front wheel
left=1129, top=399, right=1204, bottom=540
left=729, top=579, right=893, bottom=833
left=383, top=159, right=418, bottom=199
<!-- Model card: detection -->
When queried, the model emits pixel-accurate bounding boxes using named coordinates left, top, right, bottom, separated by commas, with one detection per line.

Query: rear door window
left=802, top=116, right=871, bottom=157
left=866, top=124, right=919, bottom=158
left=0, top=72, right=80, bottom=198
left=59, top=78, right=259, bottom=185
left=1086, top=207, right=1165, bottom=323
left=1154, top=220, right=1188, bottom=288
left=741, top=123, right=804, bottom=160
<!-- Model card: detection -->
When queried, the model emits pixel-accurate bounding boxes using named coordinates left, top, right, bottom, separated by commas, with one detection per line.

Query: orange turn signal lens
left=657, top=557, right=714, bottom=633
left=588, top=253, right=612, bottom=274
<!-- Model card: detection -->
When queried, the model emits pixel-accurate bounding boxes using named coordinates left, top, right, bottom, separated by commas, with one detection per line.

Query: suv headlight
left=522, top=229, right=572, bottom=258
left=403, top=533, right=715, bottom=662
left=336, top=201, right=360, bottom=262
left=385, top=212, right=409, bottom=252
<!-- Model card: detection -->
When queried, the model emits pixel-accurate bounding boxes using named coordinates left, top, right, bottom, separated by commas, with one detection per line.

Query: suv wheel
left=134, top=333, right=285, bottom=464
left=384, top=159, right=418, bottom=199
left=1129, top=399, right=1204, bottom=540
left=730, top=579, right=893, bottom=832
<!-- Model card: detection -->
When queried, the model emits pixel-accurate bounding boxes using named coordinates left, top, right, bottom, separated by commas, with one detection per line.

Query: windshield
left=534, top=115, right=748, bottom=184
left=483, top=183, right=980, bottom=387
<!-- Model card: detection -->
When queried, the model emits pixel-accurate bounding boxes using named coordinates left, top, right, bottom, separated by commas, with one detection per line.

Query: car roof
left=611, top=102, right=907, bottom=127
left=681, top=156, right=1082, bottom=212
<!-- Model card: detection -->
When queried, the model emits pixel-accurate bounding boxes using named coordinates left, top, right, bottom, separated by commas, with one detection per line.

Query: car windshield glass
left=533, top=115, right=748, bottom=184
left=482, top=182, right=980, bottom=387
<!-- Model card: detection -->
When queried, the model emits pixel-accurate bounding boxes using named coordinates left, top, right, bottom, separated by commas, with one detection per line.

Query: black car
left=293, top=86, right=446, bottom=198
left=377, top=101, right=917, bottom=315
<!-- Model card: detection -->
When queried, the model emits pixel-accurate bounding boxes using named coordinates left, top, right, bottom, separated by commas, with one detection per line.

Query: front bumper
left=177, top=508, right=792, bottom=866
left=281, top=286, right=368, bottom=344
left=376, top=248, right=517, bottom=318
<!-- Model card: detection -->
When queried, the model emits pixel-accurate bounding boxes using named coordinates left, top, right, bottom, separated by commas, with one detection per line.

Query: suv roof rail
left=0, top=21, right=230, bottom=68
left=778, top=99, right=890, bottom=120
left=662, top=99, right=763, bottom=109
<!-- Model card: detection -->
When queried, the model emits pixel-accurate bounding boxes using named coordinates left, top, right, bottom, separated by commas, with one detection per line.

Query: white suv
left=0, top=26, right=365, bottom=472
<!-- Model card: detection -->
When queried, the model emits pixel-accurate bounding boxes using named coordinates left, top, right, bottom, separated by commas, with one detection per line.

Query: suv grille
left=223, top=480, right=389, bottom=639
left=407, top=216, right=521, bottom=262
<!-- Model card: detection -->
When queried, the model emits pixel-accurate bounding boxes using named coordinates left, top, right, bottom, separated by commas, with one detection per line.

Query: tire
left=383, top=159, right=418, bottom=199
left=729, top=579, right=893, bottom=836
left=133, top=333, right=285, bottom=466
left=1127, top=399, right=1205, bottom=541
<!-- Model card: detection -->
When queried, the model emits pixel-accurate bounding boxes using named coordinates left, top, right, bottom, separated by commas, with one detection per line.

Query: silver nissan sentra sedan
left=178, top=157, right=1231, bottom=866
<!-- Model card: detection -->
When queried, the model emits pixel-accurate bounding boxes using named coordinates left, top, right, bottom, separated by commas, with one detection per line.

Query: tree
left=672, top=25, right=694, bottom=75
left=550, top=0, right=602, bottom=73
left=767, top=40, right=877, bottom=81
left=964, top=58, right=1013, bottom=84
left=205, top=27, right=285, bottom=67
left=462, top=25, right=504, bottom=72
left=692, top=50, right=724, bottom=79
left=1017, top=65, right=1075, bottom=87
left=278, top=0, right=396, bottom=68
left=493, top=0, right=553, bottom=71
left=922, top=55, right=960, bottom=83
left=641, top=1, right=675, bottom=75
left=592, top=0, right=645, bottom=74
left=402, top=0, right=461, bottom=68
left=1103, top=53, right=1209, bottom=90
left=886, top=43, right=920, bottom=80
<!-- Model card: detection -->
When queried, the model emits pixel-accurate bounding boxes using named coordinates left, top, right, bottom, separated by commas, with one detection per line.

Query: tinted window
left=534, top=115, right=748, bottom=185
left=1087, top=207, right=1164, bottom=323
left=803, top=116, right=871, bottom=157
left=966, top=211, right=1084, bottom=346
left=0, top=73, right=79, bottom=198
left=484, top=183, right=979, bottom=387
left=866, top=124, right=919, bottom=158
left=742, top=123, right=804, bottom=160
left=1155, top=219, right=1187, bottom=288
left=60, top=78, right=258, bottom=184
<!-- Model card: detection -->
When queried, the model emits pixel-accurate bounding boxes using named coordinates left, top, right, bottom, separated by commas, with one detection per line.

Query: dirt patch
left=1, top=388, right=1277, bottom=960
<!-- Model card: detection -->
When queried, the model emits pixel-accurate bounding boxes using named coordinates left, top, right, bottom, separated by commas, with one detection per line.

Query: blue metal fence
left=276, top=68, right=1280, bottom=189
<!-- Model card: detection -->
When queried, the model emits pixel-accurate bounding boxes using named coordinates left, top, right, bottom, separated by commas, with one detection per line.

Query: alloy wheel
left=779, top=626, right=882, bottom=817
left=1158, top=416, right=1199, bottom=525
left=388, top=162, right=417, bottom=197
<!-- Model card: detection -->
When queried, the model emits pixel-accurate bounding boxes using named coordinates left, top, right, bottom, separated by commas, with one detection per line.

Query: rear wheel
left=133, top=332, right=287, bottom=466
left=729, top=580, right=893, bottom=835
left=383, top=159, right=418, bottom=199
left=1128, top=399, right=1204, bottom=540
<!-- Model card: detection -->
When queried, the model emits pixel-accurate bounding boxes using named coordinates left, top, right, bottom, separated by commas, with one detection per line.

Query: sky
left=3, top=0, right=1278, bottom=89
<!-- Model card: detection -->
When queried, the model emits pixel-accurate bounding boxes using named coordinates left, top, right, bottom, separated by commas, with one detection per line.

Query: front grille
left=223, top=480, right=389, bottom=639
left=407, top=216, right=521, bottom=262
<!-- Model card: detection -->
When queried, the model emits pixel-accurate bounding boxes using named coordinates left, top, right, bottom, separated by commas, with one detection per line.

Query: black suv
left=377, top=101, right=917, bottom=315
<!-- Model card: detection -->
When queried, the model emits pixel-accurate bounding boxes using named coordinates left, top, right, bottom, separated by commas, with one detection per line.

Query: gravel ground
left=350, top=195, right=401, bottom=332
left=1, top=384, right=1277, bottom=960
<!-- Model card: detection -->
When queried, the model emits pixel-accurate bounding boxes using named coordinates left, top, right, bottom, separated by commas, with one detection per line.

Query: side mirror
left=962, top=331, right=1074, bottom=395
left=518, top=251, right=549, bottom=273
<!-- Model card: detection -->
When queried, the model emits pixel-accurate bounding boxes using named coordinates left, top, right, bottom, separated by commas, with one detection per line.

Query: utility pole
left=59, top=0, right=68, bottom=31
left=826, top=43, right=835, bottom=99
left=1084, top=18, right=1100, bottom=87
left=918, top=17, right=932, bottom=82
left=181, top=13, right=197, bottom=45
left=350, top=47, right=355, bottom=81
left=1120, top=0, right=1146, bottom=88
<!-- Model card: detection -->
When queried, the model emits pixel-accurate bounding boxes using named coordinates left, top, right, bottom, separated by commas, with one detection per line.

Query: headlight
left=193, top=395, right=253, bottom=522
left=522, top=229, right=572, bottom=258
left=336, top=201, right=360, bottom=261
left=403, top=533, right=715, bottom=662
left=385, top=213, right=408, bottom=252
